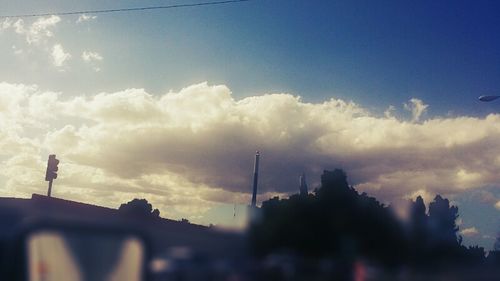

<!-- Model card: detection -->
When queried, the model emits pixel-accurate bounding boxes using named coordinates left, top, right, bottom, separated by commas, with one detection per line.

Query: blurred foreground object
left=0, top=195, right=245, bottom=280
left=28, top=227, right=146, bottom=281
left=2, top=220, right=150, bottom=281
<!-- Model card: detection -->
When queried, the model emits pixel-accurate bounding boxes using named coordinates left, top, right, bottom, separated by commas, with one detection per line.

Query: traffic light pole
left=47, top=179, right=53, bottom=197
left=45, top=154, right=59, bottom=197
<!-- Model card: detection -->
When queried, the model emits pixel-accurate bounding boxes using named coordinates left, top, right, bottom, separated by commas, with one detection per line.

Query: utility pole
left=45, top=154, right=59, bottom=197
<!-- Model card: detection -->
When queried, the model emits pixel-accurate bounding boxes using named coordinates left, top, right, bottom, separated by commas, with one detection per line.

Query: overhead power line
left=0, top=0, right=253, bottom=19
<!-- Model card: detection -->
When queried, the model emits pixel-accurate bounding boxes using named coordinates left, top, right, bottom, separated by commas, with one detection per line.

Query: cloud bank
left=1, top=82, right=499, bottom=221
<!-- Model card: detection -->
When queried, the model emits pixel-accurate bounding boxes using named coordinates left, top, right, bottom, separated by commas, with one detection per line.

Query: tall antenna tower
left=299, top=172, right=308, bottom=196
left=250, top=151, right=260, bottom=207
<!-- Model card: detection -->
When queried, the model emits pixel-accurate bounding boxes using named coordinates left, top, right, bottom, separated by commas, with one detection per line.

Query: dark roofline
left=31, top=193, right=117, bottom=212
left=29, top=194, right=206, bottom=229
left=0, top=194, right=209, bottom=231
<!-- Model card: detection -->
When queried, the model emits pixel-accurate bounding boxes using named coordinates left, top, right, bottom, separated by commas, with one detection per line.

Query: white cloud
left=51, top=44, right=71, bottom=68
left=82, top=51, right=103, bottom=62
left=0, top=18, right=13, bottom=31
left=81, top=51, right=103, bottom=71
left=384, top=105, right=396, bottom=118
left=1, top=82, right=500, bottom=222
left=4, top=15, right=61, bottom=44
left=1, top=16, right=65, bottom=69
left=13, top=19, right=25, bottom=34
left=460, top=227, right=479, bottom=237
left=404, top=98, right=428, bottom=122
left=76, top=14, right=97, bottom=23
left=29, top=16, right=60, bottom=43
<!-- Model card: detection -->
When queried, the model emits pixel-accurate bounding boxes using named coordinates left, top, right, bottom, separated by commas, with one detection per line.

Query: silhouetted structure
left=45, top=154, right=59, bottom=197
left=299, top=173, right=308, bottom=196
left=251, top=151, right=260, bottom=207
left=0, top=194, right=244, bottom=259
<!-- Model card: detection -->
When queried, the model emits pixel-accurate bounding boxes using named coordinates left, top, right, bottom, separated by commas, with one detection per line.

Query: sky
left=0, top=0, right=499, bottom=249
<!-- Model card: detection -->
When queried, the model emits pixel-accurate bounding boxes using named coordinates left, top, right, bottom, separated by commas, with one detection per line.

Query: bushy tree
left=462, top=245, right=486, bottom=264
left=118, top=198, right=160, bottom=218
left=409, top=196, right=429, bottom=261
left=250, top=168, right=493, bottom=270
left=249, top=169, right=406, bottom=266
left=428, top=195, right=460, bottom=247
left=486, top=233, right=500, bottom=265
left=407, top=194, right=481, bottom=266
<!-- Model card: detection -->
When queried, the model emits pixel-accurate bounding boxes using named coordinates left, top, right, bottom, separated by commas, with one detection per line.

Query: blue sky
left=213, top=0, right=500, bottom=116
left=0, top=0, right=499, bottom=249
left=2, top=0, right=500, bottom=114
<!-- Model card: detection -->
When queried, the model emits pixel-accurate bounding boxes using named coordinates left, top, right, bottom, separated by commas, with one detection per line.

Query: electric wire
left=0, top=0, right=253, bottom=19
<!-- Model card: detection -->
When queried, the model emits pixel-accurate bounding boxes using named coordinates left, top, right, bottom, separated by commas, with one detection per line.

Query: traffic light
left=45, top=154, right=59, bottom=181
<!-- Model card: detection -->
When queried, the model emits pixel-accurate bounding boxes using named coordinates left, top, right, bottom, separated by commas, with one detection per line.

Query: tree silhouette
left=248, top=168, right=497, bottom=272
left=152, top=208, right=160, bottom=217
left=249, top=168, right=495, bottom=271
left=249, top=169, right=406, bottom=266
left=486, top=233, right=500, bottom=266
left=118, top=198, right=160, bottom=218
left=428, top=195, right=460, bottom=251
left=408, top=196, right=429, bottom=265
left=406, top=195, right=464, bottom=266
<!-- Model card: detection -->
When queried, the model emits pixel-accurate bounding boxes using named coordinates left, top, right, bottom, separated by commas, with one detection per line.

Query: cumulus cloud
left=82, top=51, right=103, bottom=62
left=1, top=81, right=500, bottom=222
left=76, top=14, right=97, bottom=23
left=1, top=16, right=61, bottom=44
left=404, top=98, right=428, bottom=122
left=0, top=18, right=13, bottom=31
left=51, top=44, right=71, bottom=68
left=82, top=51, right=103, bottom=72
left=29, top=16, right=61, bottom=43
left=1, top=16, right=68, bottom=69
left=12, top=19, right=25, bottom=34
left=460, top=227, right=479, bottom=237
